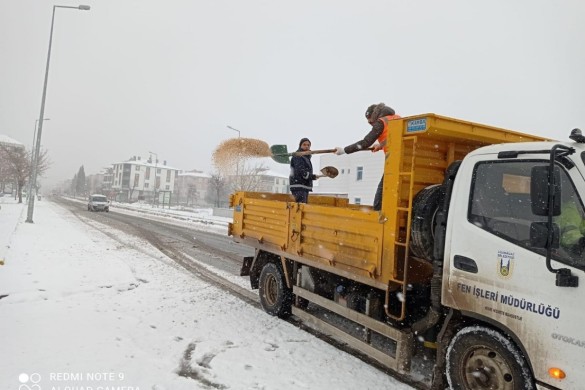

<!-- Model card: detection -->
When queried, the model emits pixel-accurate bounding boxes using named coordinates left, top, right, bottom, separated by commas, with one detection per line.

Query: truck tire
left=446, top=326, right=535, bottom=390
left=258, top=263, right=292, bottom=318
left=410, top=184, right=443, bottom=261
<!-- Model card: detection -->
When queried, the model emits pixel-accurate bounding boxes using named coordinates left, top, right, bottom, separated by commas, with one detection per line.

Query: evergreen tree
left=71, top=174, right=77, bottom=197
left=76, top=166, right=86, bottom=196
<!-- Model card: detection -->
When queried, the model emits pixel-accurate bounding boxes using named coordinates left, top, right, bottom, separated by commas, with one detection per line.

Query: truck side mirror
left=531, top=166, right=561, bottom=216
left=530, top=222, right=560, bottom=248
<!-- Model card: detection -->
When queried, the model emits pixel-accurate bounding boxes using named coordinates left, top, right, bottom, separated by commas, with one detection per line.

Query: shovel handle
left=292, top=148, right=336, bottom=156
left=292, top=147, right=374, bottom=157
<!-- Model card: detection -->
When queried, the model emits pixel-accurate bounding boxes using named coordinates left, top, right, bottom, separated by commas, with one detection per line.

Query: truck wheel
left=446, top=326, right=534, bottom=390
left=410, top=184, right=444, bottom=261
left=259, top=263, right=292, bottom=318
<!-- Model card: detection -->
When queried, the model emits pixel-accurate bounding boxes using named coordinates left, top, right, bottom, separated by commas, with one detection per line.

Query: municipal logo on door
left=497, top=250, right=514, bottom=279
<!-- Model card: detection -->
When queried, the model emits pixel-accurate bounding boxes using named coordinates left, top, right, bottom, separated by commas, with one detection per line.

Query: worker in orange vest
left=335, top=103, right=401, bottom=211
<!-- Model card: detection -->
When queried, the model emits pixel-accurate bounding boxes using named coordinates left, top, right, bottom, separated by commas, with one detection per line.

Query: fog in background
left=1, top=0, right=584, bottom=189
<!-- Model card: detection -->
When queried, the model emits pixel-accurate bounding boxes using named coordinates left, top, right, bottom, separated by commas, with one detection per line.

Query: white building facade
left=315, top=152, right=384, bottom=205
left=260, top=170, right=289, bottom=193
left=230, top=169, right=289, bottom=194
left=175, top=170, right=212, bottom=207
left=110, top=156, right=179, bottom=203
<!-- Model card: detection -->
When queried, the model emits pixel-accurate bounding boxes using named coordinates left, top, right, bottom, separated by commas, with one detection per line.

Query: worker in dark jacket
left=334, top=103, right=401, bottom=211
left=289, top=138, right=318, bottom=203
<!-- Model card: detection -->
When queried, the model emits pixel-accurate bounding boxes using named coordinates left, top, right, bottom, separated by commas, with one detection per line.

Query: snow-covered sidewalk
left=0, top=198, right=412, bottom=390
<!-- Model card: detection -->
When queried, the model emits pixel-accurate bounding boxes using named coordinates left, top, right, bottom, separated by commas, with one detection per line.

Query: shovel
left=317, top=166, right=339, bottom=178
left=270, top=144, right=375, bottom=164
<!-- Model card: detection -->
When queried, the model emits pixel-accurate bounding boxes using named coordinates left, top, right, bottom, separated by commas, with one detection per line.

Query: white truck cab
left=443, top=139, right=585, bottom=389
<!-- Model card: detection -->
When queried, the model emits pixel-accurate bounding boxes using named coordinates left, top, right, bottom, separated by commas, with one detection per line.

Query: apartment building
left=230, top=169, right=289, bottom=193
left=110, top=156, right=179, bottom=203
left=315, top=151, right=384, bottom=205
left=175, top=170, right=212, bottom=207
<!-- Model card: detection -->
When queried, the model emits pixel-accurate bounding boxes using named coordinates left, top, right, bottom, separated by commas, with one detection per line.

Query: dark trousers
left=373, top=176, right=383, bottom=211
left=291, top=189, right=309, bottom=203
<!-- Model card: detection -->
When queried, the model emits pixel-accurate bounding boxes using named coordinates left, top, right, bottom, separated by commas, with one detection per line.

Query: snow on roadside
left=67, top=196, right=229, bottom=235
left=0, top=199, right=412, bottom=390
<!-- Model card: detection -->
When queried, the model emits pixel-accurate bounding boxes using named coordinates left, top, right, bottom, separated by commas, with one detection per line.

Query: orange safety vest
left=377, top=115, right=401, bottom=154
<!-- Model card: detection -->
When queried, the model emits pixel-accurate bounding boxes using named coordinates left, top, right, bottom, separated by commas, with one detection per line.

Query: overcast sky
left=1, top=0, right=584, bottom=188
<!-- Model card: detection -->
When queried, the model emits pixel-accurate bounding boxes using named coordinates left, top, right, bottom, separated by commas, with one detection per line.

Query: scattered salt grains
left=211, top=138, right=272, bottom=172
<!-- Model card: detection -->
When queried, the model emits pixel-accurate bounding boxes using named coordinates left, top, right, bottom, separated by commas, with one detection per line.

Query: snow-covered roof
left=259, top=170, right=288, bottom=178
left=0, top=134, right=24, bottom=147
left=112, top=159, right=179, bottom=171
left=179, top=171, right=212, bottom=178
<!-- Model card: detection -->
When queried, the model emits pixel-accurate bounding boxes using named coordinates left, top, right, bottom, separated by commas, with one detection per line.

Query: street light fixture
left=26, top=4, right=91, bottom=223
left=227, top=125, right=241, bottom=138
left=27, top=118, right=51, bottom=200
left=149, top=151, right=158, bottom=207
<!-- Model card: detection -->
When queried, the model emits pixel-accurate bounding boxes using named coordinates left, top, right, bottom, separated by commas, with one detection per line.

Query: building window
left=135, top=165, right=140, bottom=171
left=355, top=197, right=361, bottom=204
left=145, top=167, right=150, bottom=180
left=341, top=169, right=345, bottom=174
left=144, top=183, right=149, bottom=189
left=348, top=169, right=350, bottom=174
left=165, top=185, right=170, bottom=190
left=166, top=170, right=171, bottom=182
left=157, top=168, right=161, bottom=174
left=356, top=166, right=363, bottom=181
left=134, top=173, right=139, bottom=187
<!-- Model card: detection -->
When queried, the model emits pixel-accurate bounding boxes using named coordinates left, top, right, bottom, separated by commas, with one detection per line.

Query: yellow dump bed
left=229, top=113, right=547, bottom=290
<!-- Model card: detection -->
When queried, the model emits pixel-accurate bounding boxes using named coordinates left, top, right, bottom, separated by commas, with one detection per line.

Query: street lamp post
left=27, top=118, right=51, bottom=200
left=149, top=151, right=158, bottom=207
left=26, top=4, right=91, bottom=223
left=227, top=125, right=242, bottom=190
left=226, top=125, right=241, bottom=138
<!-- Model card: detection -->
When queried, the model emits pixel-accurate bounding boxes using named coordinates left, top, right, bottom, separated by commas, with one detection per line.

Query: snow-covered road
left=0, top=198, right=416, bottom=389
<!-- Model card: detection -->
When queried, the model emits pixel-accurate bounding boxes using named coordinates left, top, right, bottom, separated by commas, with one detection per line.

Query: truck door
left=444, top=155, right=585, bottom=389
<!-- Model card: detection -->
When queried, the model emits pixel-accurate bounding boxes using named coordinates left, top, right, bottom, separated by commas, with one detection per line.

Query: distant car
left=88, top=194, right=110, bottom=212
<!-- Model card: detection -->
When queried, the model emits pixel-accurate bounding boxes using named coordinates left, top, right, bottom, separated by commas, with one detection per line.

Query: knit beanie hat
left=365, top=104, right=377, bottom=119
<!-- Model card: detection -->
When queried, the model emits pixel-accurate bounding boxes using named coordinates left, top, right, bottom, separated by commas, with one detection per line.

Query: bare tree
left=0, top=145, right=50, bottom=203
left=233, top=162, right=270, bottom=192
left=0, top=148, right=10, bottom=194
left=187, top=184, right=198, bottom=206
left=206, top=172, right=228, bottom=207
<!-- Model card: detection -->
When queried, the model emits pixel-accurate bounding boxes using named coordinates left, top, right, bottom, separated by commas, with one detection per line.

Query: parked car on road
left=88, top=194, right=109, bottom=212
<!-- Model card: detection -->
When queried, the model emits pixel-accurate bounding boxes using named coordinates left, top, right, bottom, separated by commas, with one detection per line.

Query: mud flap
left=240, top=256, right=254, bottom=276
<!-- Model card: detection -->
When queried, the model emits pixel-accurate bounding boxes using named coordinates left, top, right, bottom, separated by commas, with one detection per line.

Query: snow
left=0, top=197, right=414, bottom=389
left=0, top=134, right=24, bottom=147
